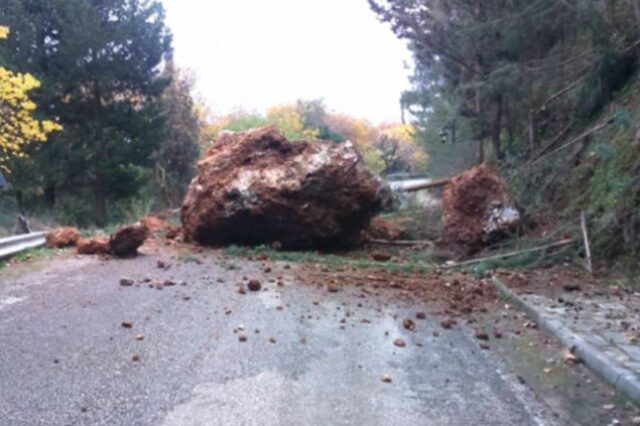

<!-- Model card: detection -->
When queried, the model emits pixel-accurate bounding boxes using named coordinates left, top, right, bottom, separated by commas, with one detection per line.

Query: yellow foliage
left=266, top=104, right=318, bottom=140
left=0, top=26, right=62, bottom=172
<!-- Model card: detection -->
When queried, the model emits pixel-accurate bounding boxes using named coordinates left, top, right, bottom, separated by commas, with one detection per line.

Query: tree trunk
left=633, top=0, right=640, bottom=35
left=94, top=176, right=107, bottom=227
left=491, top=96, right=503, bottom=160
left=44, top=185, right=56, bottom=208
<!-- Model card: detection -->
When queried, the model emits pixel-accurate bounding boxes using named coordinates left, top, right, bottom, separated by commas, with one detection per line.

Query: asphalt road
left=0, top=247, right=561, bottom=426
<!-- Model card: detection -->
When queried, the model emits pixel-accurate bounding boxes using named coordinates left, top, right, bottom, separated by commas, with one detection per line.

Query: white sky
left=161, top=0, right=412, bottom=124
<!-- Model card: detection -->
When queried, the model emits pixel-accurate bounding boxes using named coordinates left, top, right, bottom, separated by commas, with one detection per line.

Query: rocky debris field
left=180, top=125, right=392, bottom=250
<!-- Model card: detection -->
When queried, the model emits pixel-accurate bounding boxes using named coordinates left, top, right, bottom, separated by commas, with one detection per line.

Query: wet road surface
left=0, top=247, right=561, bottom=425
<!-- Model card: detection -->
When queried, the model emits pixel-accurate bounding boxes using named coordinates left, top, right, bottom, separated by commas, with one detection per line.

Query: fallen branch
left=509, top=118, right=614, bottom=180
left=370, top=239, right=434, bottom=247
left=400, top=178, right=452, bottom=192
left=443, top=239, right=575, bottom=269
left=580, top=212, right=593, bottom=274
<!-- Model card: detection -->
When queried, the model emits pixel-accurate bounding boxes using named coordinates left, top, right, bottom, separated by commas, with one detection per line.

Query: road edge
left=492, top=277, right=640, bottom=407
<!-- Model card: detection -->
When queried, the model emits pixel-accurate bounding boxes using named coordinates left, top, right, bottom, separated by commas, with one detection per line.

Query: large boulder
left=443, top=164, right=521, bottom=254
left=181, top=126, right=391, bottom=249
left=46, top=227, right=80, bottom=248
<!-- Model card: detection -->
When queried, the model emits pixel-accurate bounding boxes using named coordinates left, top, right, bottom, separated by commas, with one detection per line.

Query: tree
left=1, top=0, right=172, bottom=225
left=369, top=0, right=637, bottom=164
left=0, top=26, right=61, bottom=174
left=154, top=62, right=201, bottom=207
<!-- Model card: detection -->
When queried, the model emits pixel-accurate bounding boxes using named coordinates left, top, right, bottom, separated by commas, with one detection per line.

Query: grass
left=223, top=244, right=438, bottom=274
left=0, top=246, right=59, bottom=270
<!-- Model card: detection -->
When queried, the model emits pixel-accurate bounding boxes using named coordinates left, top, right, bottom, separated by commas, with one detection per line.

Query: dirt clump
left=77, top=236, right=110, bottom=255
left=109, top=224, right=148, bottom=258
left=442, top=164, right=521, bottom=254
left=46, top=227, right=80, bottom=248
left=181, top=125, right=391, bottom=250
left=365, top=217, right=406, bottom=241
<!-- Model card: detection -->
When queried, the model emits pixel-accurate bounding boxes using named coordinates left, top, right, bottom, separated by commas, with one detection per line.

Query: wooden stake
left=580, top=211, right=593, bottom=274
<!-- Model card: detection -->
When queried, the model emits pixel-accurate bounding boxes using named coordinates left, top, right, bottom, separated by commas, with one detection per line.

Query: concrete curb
left=492, top=277, right=640, bottom=407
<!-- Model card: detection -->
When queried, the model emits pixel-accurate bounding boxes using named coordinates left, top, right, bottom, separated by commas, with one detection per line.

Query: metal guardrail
left=0, top=232, right=47, bottom=260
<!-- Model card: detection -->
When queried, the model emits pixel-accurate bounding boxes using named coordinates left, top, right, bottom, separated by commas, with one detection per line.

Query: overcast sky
left=161, top=0, right=412, bottom=124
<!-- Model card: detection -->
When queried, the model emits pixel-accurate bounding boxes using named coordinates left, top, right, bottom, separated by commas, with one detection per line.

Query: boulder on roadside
left=46, top=227, right=80, bottom=248
left=181, top=125, right=392, bottom=250
left=442, top=164, right=521, bottom=254
left=77, top=236, right=110, bottom=255
left=108, top=224, right=148, bottom=258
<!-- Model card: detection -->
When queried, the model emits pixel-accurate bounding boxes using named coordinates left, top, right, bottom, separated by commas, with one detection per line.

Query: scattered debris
left=403, top=319, right=416, bottom=331
left=381, top=373, right=392, bottom=383
left=475, top=331, right=490, bottom=341
left=247, top=280, right=262, bottom=291
left=562, top=283, right=581, bottom=292
left=563, top=349, right=582, bottom=365
left=119, top=278, right=134, bottom=287
left=441, top=319, right=457, bottom=329
left=393, top=338, right=406, bottom=348
left=180, top=125, right=392, bottom=249
left=46, top=227, right=80, bottom=248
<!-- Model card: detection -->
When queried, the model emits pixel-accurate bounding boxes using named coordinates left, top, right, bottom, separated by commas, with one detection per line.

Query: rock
left=247, top=280, right=262, bottom=291
left=562, top=283, right=581, bottom=292
left=109, top=224, right=148, bottom=258
left=135, top=334, right=145, bottom=341
left=121, top=321, right=133, bottom=329
left=403, top=319, right=416, bottom=331
left=119, top=277, right=134, bottom=287
left=416, top=312, right=427, bottom=320
left=393, top=338, right=406, bottom=347
left=381, top=373, right=392, bottom=383
left=181, top=126, right=391, bottom=250
left=365, top=217, right=405, bottom=241
left=562, top=349, right=582, bottom=365
left=132, top=354, right=141, bottom=362
left=371, top=251, right=392, bottom=262
left=76, top=236, right=110, bottom=255
left=46, top=227, right=80, bottom=248
left=479, top=342, right=491, bottom=350
left=441, top=319, right=457, bottom=329
left=238, top=334, right=248, bottom=342
left=443, top=164, right=521, bottom=254
left=475, top=331, right=490, bottom=341
left=631, top=416, right=640, bottom=424
left=327, top=283, right=340, bottom=293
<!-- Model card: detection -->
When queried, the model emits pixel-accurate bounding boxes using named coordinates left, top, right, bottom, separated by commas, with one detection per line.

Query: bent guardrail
left=0, top=232, right=47, bottom=260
